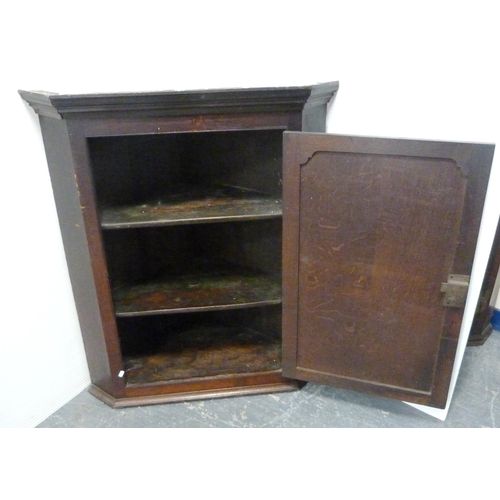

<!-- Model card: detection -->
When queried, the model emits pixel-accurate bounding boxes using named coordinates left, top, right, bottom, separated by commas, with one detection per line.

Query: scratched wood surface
left=295, top=151, right=466, bottom=392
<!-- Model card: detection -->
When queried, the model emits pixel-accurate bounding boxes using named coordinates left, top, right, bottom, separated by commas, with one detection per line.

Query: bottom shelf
left=118, top=307, right=282, bottom=386
left=124, top=326, right=281, bottom=384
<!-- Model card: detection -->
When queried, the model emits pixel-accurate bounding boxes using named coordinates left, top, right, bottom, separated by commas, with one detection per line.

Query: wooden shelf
left=123, top=326, right=282, bottom=385
left=112, top=265, right=282, bottom=317
left=100, top=184, right=282, bottom=229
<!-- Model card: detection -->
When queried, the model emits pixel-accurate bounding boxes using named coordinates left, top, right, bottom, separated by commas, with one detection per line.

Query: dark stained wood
left=100, top=184, right=282, bottom=229
left=112, top=264, right=281, bottom=316
left=89, top=370, right=298, bottom=408
left=469, top=219, right=500, bottom=345
left=36, top=116, right=125, bottom=397
left=101, top=219, right=283, bottom=297
left=64, top=119, right=128, bottom=397
left=282, top=132, right=495, bottom=408
left=22, top=83, right=496, bottom=411
left=20, top=84, right=338, bottom=408
left=20, top=82, right=339, bottom=119
left=124, top=325, right=281, bottom=384
left=87, top=129, right=286, bottom=209
left=115, top=306, right=292, bottom=404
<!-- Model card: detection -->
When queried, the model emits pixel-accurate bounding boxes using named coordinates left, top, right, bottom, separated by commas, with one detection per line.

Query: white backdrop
left=1, top=0, right=498, bottom=427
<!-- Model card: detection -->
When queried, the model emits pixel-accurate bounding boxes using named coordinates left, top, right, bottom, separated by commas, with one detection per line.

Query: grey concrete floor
left=38, top=330, right=500, bottom=427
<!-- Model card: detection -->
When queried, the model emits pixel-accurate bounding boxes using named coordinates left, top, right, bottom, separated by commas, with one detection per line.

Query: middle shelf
left=102, top=218, right=283, bottom=317
left=113, top=263, right=281, bottom=317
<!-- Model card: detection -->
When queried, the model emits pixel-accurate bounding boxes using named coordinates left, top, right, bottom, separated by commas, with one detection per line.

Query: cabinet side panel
left=302, top=105, right=328, bottom=133
left=38, top=116, right=121, bottom=396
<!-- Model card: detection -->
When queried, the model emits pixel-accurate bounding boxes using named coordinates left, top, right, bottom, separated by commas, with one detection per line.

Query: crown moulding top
left=18, top=82, right=339, bottom=119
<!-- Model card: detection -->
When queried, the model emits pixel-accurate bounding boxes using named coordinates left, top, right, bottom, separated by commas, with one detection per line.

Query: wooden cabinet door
left=282, top=132, right=495, bottom=408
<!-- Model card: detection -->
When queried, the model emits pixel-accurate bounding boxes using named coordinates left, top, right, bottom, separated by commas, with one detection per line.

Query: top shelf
left=100, top=184, right=282, bottom=229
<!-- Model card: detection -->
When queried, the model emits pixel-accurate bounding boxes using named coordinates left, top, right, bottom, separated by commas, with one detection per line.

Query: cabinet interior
left=87, top=128, right=285, bottom=387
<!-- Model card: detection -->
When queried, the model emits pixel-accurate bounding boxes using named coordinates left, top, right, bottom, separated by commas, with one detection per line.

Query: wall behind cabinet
left=1, top=0, right=498, bottom=426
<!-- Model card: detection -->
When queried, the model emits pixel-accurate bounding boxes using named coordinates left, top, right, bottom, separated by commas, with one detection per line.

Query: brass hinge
left=440, top=274, right=470, bottom=308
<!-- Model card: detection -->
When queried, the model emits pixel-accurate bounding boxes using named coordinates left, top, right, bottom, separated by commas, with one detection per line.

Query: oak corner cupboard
left=19, top=83, right=495, bottom=410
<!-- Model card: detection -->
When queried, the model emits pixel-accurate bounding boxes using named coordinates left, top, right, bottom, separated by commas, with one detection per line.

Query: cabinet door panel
left=282, top=132, right=495, bottom=408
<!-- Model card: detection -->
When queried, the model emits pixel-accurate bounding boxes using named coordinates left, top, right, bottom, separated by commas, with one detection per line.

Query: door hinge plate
left=440, top=274, right=470, bottom=308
